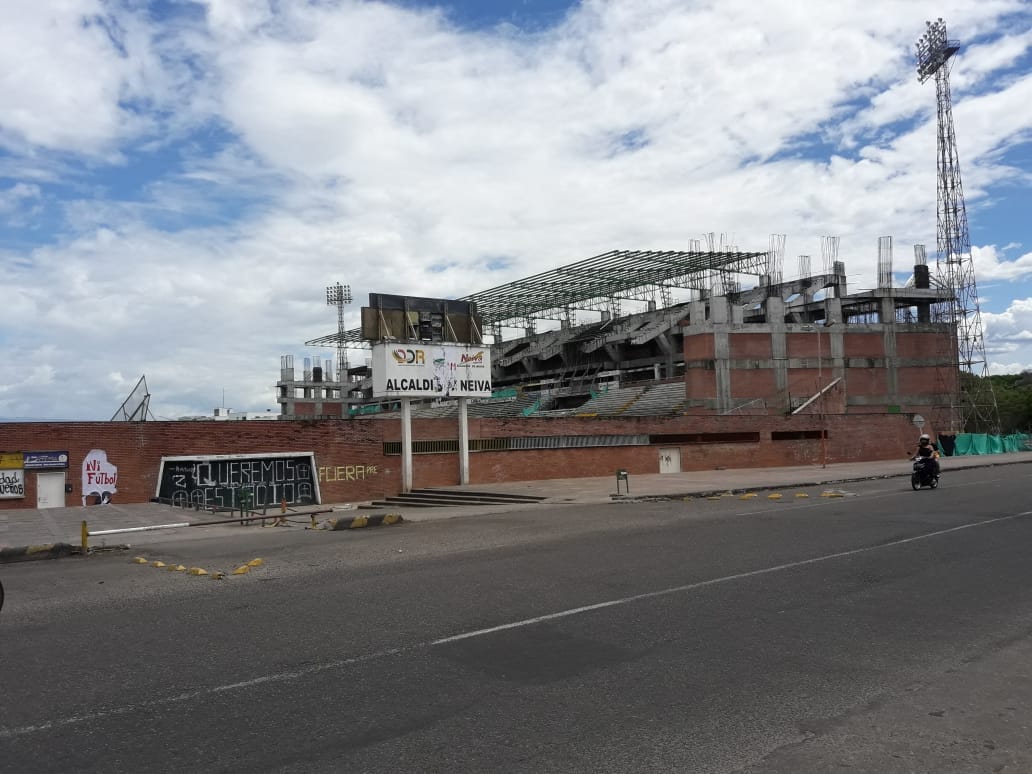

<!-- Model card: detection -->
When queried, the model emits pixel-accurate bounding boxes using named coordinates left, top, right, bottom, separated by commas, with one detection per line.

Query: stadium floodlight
left=915, top=18, right=957, bottom=83
left=326, top=283, right=352, bottom=306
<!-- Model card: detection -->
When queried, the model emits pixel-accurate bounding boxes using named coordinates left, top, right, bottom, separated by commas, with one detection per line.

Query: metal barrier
left=80, top=509, right=332, bottom=553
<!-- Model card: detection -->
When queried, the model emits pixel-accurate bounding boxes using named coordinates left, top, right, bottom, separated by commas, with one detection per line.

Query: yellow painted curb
left=233, top=565, right=250, bottom=575
left=169, top=564, right=186, bottom=572
left=383, top=514, right=401, bottom=525
left=821, top=491, right=844, bottom=498
left=795, top=493, right=809, bottom=498
left=151, top=560, right=166, bottom=568
left=350, top=516, right=370, bottom=529
left=132, top=557, right=148, bottom=564
left=706, top=496, right=722, bottom=501
left=768, top=493, right=783, bottom=500
left=739, top=493, right=758, bottom=500
left=212, top=571, right=226, bottom=580
left=187, top=567, right=208, bottom=576
left=246, top=558, right=263, bottom=567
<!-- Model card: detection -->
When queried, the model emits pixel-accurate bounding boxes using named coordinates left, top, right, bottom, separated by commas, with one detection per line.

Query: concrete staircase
left=370, top=488, right=548, bottom=508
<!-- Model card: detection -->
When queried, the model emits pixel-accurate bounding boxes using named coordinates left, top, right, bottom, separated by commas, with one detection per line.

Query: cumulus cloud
left=1, top=0, right=1032, bottom=418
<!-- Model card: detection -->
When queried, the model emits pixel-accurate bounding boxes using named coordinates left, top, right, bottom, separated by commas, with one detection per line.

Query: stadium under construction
left=283, top=236, right=959, bottom=437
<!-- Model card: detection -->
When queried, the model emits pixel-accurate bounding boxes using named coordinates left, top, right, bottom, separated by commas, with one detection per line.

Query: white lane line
left=0, top=648, right=408, bottom=740
left=3, top=510, right=1029, bottom=740
left=433, top=511, right=1032, bottom=644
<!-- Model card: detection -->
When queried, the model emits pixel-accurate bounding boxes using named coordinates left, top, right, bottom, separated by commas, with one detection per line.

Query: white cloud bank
left=1, top=0, right=1032, bottom=419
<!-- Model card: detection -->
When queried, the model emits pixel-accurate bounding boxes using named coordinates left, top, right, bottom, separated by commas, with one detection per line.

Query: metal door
left=659, top=447, right=681, bottom=474
left=36, top=471, right=66, bottom=509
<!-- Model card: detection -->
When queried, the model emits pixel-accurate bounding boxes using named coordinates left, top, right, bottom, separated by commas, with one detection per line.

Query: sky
left=2, top=0, right=1032, bottom=421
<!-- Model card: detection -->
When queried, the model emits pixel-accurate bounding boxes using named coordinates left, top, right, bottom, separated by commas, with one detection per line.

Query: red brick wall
left=0, top=420, right=395, bottom=510
left=731, top=369, right=777, bottom=399
left=843, top=332, right=886, bottom=358
left=0, top=412, right=920, bottom=509
left=730, top=333, right=772, bottom=359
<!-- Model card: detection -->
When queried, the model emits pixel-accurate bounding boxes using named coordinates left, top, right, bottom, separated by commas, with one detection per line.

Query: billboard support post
left=458, top=397, right=470, bottom=485
left=401, top=398, right=413, bottom=493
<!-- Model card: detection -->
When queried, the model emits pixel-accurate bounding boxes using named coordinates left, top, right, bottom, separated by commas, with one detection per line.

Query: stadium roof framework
left=306, top=247, right=769, bottom=347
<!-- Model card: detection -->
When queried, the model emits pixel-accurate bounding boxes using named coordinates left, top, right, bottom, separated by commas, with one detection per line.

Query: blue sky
left=2, top=0, right=1032, bottom=420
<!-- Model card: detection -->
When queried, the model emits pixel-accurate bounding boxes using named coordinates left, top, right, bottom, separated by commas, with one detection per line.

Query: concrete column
left=826, top=298, right=843, bottom=325
left=689, top=300, right=707, bottom=323
left=879, top=297, right=896, bottom=325
left=883, top=324, right=899, bottom=404
left=766, top=297, right=788, bottom=412
left=710, top=296, right=729, bottom=324
left=771, top=326, right=788, bottom=412
left=714, top=330, right=731, bottom=413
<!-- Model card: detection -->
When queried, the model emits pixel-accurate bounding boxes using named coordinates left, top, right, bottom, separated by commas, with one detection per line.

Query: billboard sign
left=371, top=343, right=492, bottom=398
left=24, top=451, right=69, bottom=470
left=0, top=452, right=23, bottom=470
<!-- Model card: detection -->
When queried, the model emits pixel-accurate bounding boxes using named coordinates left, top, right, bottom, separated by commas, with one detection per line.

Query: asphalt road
left=2, top=467, right=1032, bottom=773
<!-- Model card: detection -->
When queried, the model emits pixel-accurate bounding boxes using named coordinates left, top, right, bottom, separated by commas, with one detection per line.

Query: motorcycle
left=911, top=456, right=939, bottom=490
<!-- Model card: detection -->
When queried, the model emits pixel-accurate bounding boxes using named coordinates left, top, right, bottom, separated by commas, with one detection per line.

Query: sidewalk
left=2, top=452, right=1030, bottom=561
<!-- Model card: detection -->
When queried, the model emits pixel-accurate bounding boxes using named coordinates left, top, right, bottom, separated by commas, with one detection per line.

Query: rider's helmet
left=919, top=434, right=930, bottom=443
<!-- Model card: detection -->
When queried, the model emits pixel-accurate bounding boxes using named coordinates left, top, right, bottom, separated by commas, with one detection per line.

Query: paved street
left=2, top=464, right=1032, bottom=772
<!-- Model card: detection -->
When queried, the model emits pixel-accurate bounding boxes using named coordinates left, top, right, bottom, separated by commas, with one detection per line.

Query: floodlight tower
left=915, top=18, right=999, bottom=433
left=326, top=282, right=353, bottom=384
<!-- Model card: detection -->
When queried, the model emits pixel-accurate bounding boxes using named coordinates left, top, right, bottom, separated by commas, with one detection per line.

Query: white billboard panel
left=371, top=343, right=492, bottom=398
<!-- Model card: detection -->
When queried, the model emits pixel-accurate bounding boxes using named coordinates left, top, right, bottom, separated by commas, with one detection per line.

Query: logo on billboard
left=392, top=349, right=425, bottom=365
left=459, top=351, right=485, bottom=364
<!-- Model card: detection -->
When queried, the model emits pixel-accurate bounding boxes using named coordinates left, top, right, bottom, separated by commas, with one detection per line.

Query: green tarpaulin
left=947, top=433, right=1030, bottom=456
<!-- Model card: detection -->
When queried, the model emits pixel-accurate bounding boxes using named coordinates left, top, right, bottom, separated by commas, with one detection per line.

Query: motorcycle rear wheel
left=911, top=473, right=920, bottom=490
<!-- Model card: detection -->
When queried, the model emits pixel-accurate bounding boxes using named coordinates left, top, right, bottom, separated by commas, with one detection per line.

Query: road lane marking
left=3, top=509, right=1030, bottom=740
left=432, top=511, right=1032, bottom=644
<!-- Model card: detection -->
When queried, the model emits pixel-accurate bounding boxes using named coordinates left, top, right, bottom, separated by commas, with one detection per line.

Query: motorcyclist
left=911, top=433, right=940, bottom=477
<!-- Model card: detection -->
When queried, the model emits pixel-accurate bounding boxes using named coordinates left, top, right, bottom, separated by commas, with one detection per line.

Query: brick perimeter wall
left=2, top=413, right=917, bottom=509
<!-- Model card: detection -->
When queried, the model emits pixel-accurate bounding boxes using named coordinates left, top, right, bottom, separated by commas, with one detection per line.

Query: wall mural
left=156, top=453, right=319, bottom=510
left=82, top=449, right=118, bottom=505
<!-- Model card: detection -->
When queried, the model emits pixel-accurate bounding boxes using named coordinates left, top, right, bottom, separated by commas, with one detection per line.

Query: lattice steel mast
left=915, top=18, right=999, bottom=433
left=326, top=282, right=352, bottom=383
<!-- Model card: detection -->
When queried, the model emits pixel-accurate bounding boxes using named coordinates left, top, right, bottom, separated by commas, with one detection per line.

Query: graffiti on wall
left=0, top=469, right=25, bottom=499
left=156, top=454, right=319, bottom=509
left=82, top=449, right=118, bottom=506
left=318, top=464, right=379, bottom=482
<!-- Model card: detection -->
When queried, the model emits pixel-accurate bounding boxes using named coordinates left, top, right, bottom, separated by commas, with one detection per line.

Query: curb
left=323, top=513, right=404, bottom=531
left=613, top=457, right=1032, bottom=503
left=0, top=543, right=78, bottom=564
